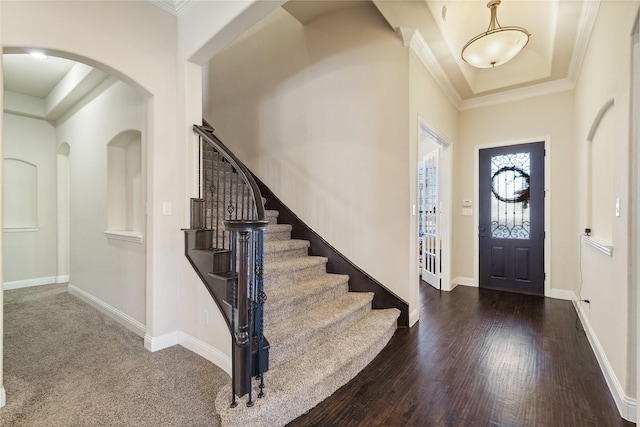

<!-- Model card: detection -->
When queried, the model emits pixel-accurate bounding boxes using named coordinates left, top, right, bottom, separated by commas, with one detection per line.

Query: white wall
left=456, top=90, right=576, bottom=294
left=0, top=0, right=4, bottom=407
left=409, top=50, right=458, bottom=307
left=0, top=5, right=182, bottom=407
left=574, top=0, right=639, bottom=412
left=205, top=4, right=412, bottom=311
left=0, top=0, right=279, bottom=393
left=3, top=114, right=57, bottom=285
left=57, top=143, right=70, bottom=279
left=57, top=80, right=146, bottom=327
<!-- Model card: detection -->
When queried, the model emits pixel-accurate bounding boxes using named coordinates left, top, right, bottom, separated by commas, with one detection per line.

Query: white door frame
left=418, top=117, right=452, bottom=293
left=473, top=136, right=553, bottom=297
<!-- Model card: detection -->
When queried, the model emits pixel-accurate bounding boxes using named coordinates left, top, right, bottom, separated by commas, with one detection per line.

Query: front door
left=479, top=142, right=545, bottom=296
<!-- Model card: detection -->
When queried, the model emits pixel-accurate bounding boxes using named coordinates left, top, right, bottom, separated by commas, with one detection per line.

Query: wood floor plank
left=287, top=283, right=632, bottom=427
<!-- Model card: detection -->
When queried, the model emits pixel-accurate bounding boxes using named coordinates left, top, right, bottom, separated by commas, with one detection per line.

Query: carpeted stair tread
left=215, top=308, right=400, bottom=427
left=265, top=292, right=374, bottom=368
left=265, top=223, right=291, bottom=232
left=264, top=239, right=309, bottom=253
left=264, top=239, right=311, bottom=263
left=264, top=223, right=292, bottom=242
left=263, top=256, right=328, bottom=290
left=264, top=255, right=326, bottom=274
left=264, top=274, right=349, bottom=326
left=265, top=209, right=279, bottom=223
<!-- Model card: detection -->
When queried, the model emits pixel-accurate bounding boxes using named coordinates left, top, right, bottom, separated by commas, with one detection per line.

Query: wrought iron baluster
left=215, top=151, right=221, bottom=248
left=246, top=229, right=255, bottom=407
left=255, top=229, right=266, bottom=398
left=229, top=230, right=238, bottom=408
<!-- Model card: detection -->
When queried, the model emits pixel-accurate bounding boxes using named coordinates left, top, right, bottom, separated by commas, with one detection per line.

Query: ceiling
left=2, top=53, right=109, bottom=121
left=3, top=54, right=76, bottom=98
left=2, top=0, right=596, bottom=112
left=283, top=0, right=596, bottom=108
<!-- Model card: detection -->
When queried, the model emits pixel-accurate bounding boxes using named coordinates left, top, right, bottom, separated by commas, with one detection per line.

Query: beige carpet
left=0, top=284, right=229, bottom=427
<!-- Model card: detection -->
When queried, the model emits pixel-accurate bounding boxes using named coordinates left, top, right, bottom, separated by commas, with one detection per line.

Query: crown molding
left=397, top=27, right=462, bottom=108
left=458, top=78, right=575, bottom=111
left=148, top=0, right=192, bottom=16
left=568, top=0, right=601, bottom=83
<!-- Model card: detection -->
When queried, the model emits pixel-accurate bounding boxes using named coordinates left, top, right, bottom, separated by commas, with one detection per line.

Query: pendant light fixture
left=461, top=0, right=530, bottom=68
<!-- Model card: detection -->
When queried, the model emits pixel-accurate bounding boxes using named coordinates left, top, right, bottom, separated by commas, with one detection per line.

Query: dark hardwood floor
left=288, top=282, right=633, bottom=427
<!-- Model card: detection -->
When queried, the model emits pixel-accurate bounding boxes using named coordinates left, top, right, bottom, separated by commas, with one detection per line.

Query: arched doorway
left=2, top=52, right=150, bottom=405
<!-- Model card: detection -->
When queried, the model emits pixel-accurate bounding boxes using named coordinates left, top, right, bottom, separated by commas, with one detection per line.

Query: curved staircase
left=214, top=207, right=400, bottom=426
left=184, top=122, right=401, bottom=426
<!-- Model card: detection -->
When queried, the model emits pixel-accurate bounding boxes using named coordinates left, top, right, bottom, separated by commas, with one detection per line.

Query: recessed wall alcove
left=105, top=129, right=143, bottom=243
left=4, top=158, right=38, bottom=231
left=586, top=98, right=615, bottom=255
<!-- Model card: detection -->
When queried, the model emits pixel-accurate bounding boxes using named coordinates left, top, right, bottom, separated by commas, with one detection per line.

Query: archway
left=2, top=50, right=150, bottom=407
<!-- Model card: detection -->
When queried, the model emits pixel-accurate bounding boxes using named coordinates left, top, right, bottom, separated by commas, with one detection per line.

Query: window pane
left=490, top=152, right=530, bottom=239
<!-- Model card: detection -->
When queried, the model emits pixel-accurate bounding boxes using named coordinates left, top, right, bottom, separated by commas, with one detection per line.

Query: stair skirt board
left=68, top=284, right=146, bottom=338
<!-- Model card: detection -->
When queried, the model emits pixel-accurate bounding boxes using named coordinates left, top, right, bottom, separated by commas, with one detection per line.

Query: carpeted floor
left=0, top=284, right=229, bottom=427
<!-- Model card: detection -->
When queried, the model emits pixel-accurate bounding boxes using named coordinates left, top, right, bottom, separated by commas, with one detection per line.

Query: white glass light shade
left=462, top=27, right=530, bottom=68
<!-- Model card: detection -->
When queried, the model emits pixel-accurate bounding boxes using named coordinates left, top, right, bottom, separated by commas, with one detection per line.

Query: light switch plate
left=615, top=198, right=620, bottom=217
left=462, top=208, right=473, bottom=216
left=163, top=202, right=172, bottom=216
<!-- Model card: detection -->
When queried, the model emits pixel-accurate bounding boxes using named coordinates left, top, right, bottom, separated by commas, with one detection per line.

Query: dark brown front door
left=479, top=142, right=545, bottom=296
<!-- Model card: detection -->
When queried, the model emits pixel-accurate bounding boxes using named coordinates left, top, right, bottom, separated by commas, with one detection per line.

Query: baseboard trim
left=409, top=308, right=420, bottom=327
left=452, top=276, right=475, bottom=288
left=144, top=331, right=179, bottom=352
left=56, top=275, right=70, bottom=284
left=68, top=284, right=146, bottom=338
left=3, top=276, right=57, bottom=290
left=178, top=332, right=232, bottom=375
left=0, top=386, right=6, bottom=408
left=574, top=301, right=637, bottom=422
left=549, top=288, right=576, bottom=301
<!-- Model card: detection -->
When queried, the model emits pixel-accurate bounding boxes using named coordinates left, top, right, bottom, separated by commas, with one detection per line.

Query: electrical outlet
left=202, top=309, right=209, bottom=325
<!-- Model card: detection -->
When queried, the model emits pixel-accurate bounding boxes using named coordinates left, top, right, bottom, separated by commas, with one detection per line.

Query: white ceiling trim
left=568, top=0, right=601, bottom=84
left=397, top=27, right=462, bottom=108
left=459, top=78, right=575, bottom=111
left=148, top=0, right=192, bottom=16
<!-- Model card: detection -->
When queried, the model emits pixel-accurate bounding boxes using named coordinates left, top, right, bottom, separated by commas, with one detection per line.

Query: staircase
left=184, top=122, right=401, bottom=426
left=214, top=207, right=400, bottom=426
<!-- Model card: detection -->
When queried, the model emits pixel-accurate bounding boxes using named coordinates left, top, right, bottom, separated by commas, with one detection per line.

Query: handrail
left=193, top=120, right=265, bottom=222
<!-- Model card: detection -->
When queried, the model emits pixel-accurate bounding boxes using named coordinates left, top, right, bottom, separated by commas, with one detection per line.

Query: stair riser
left=267, top=302, right=372, bottom=369
left=264, top=247, right=308, bottom=263
left=265, top=214, right=279, bottom=224
left=264, top=230, right=291, bottom=242
left=263, top=281, right=349, bottom=327
left=264, top=264, right=326, bottom=290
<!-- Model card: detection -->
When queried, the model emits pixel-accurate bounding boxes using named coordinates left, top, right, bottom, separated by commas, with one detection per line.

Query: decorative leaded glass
left=490, top=152, right=531, bottom=239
